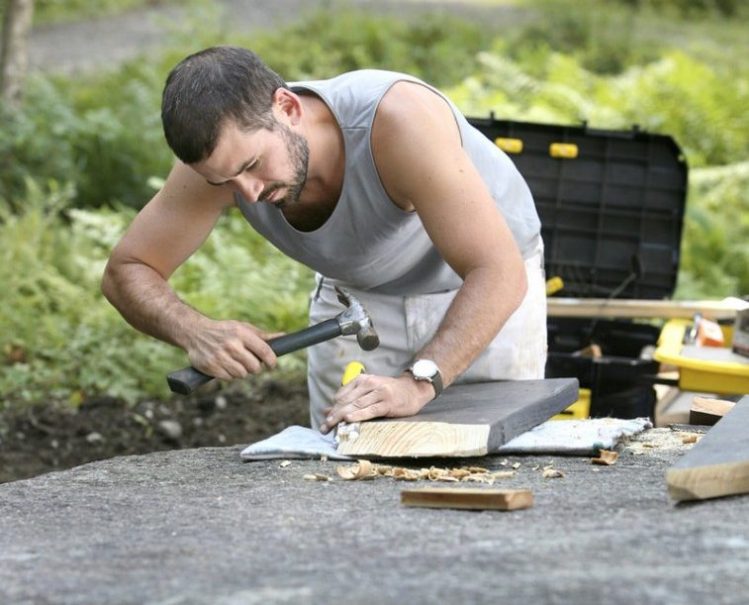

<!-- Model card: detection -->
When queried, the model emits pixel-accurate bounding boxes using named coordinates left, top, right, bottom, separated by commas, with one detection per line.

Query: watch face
left=412, top=359, right=438, bottom=379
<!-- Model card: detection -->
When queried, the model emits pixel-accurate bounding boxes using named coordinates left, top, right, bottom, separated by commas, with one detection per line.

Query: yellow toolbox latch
left=550, top=142, right=579, bottom=159
left=495, top=137, right=523, bottom=154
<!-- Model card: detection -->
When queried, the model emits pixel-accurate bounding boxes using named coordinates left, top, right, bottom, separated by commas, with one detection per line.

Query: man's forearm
left=101, top=261, right=204, bottom=351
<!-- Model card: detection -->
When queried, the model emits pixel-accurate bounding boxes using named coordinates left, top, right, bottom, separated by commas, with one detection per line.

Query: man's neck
left=297, top=94, right=345, bottom=206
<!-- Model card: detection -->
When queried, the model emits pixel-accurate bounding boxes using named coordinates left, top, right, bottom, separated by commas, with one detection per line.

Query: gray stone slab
left=2, top=430, right=749, bottom=605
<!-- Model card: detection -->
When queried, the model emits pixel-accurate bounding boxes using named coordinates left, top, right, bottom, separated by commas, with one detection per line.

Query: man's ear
left=272, top=88, right=302, bottom=126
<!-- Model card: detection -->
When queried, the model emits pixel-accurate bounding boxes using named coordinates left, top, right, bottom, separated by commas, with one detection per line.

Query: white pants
left=306, top=247, right=547, bottom=430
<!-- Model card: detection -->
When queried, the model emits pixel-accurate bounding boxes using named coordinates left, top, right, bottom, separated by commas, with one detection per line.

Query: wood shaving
left=331, top=462, right=517, bottom=484
left=303, top=473, right=331, bottom=482
left=279, top=460, right=292, bottom=468
left=392, top=467, right=420, bottom=481
left=591, top=450, right=619, bottom=466
left=542, top=468, right=565, bottom=479
left=336, top=459, right=375, bottom=480
left=681, top=433, right=702, bottom=444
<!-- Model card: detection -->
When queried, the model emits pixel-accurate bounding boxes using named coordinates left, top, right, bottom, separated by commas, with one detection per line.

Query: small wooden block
left=400, top=487, right=533, bottom=511
left=689, top=396, right=736, bottom=426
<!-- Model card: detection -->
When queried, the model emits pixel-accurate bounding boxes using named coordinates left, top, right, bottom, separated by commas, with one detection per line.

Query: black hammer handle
left=166, top=318, right=342, bottom=395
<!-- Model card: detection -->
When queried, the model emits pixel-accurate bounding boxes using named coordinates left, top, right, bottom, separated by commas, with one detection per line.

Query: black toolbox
left=469, top=115, right=689, bottom=419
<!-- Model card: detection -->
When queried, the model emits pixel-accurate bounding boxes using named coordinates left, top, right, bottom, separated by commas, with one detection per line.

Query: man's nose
left=234, top=174, right=264, bottom=202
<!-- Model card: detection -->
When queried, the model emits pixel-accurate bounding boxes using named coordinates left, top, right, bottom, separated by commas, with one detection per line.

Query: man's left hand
left=319, top=374, right=435, bottom=434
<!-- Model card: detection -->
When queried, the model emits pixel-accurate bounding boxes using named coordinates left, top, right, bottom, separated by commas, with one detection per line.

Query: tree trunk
left=1, top=0, right=35, bottom=110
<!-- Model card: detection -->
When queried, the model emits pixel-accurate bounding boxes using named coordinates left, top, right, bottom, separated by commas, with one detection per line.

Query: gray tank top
left=237, top=70, right=540, bottom=295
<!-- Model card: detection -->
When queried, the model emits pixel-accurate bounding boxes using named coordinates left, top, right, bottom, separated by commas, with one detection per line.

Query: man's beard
left=260, top=123, right=309, bottom=209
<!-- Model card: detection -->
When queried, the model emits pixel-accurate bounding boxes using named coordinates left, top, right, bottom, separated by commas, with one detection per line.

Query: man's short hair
left=161, top=46, right=287, bottom=164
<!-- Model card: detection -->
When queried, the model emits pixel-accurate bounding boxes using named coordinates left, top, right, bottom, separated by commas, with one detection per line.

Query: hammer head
left=334, top=286, right=380, bottom=351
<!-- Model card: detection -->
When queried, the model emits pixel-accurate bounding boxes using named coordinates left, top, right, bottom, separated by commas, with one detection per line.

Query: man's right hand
left=185, top=318, right=281, bottom=381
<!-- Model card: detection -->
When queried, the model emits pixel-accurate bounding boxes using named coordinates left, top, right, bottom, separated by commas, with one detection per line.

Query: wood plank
left=548, top=297, right=748, bottom=321
left=689, top=396, right=736, bottom=426
left=337, top=378, right=578, bottom=458
left=401, top=487, right=533, bottom=511
left=667, top=395, right=749, bottom=502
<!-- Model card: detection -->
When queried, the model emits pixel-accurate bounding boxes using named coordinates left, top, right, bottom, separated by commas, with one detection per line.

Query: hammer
left=166, top=286, right=379, bottom=395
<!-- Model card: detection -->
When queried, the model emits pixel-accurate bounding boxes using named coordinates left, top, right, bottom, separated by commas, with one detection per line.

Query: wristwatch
left=406, top=359, right=444, bottom=398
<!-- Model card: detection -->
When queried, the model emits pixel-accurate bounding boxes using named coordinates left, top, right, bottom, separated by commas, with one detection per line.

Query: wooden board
left=337, top=378, right=578, bottom=458
left=401, top=487, right=533, bottom=511
left=689, top=396, right=736, bottom=426
left=547, top=297, right=748, bottom=321
left=667, top=395, right=749, bottom=502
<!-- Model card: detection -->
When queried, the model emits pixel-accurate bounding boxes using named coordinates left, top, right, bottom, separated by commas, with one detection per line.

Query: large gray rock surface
left=2, top=429, right=748, bottom=605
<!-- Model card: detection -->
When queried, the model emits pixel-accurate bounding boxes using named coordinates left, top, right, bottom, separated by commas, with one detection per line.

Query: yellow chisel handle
left=337, top=361, right=366, bottom=443
left=341, top=361, right=366, bottom=386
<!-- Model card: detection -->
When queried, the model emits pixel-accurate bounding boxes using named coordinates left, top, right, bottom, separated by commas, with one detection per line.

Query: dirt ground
left=0, top=378, right=310, bottom=484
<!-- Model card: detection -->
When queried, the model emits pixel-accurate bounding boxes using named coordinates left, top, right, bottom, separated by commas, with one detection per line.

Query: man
left=101, top=46, right=546, bottom=434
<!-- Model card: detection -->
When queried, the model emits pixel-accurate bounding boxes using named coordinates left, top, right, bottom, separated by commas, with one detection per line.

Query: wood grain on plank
left=339, top=422, right=489, bottom=458
left=548, top=297, right=747, bottom=321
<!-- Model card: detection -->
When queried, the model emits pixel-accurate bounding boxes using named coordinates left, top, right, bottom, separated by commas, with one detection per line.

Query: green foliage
left=448, top=50, right=749, bottom=168
left=0, top=80, right=79, bottom=213
left=676, top=162, right=749, bottom=298
left=614, top=0, right=743, bottom=18
left=0, top=183, right=312, bottom=407
left=31, top=0, right=172, bottom=25
left=248, top=9, right=491, bottom=87
left=0, top=65, right=172, bottom=211
left=155, top=5, right=492, bottom=88
left=504, top=0, right=659, bottom=75
left=170, top=211, right=315, bottom=354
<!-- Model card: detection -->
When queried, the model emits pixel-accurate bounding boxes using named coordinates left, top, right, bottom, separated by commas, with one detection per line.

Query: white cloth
left=239, top=417, right=653, bottom=461
left=306, top=246, right=547, bottom=430
left=240, top=426, right=350, bottom=461
left=497, top=417, right=653, bottom=455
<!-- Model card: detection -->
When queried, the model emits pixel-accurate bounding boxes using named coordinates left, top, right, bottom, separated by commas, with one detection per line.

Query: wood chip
left=542, top=468, right=565, bottom=479
left=279, top=460, right=291, bottom=468
left=392, top=467, right=420, bottom=481
left=591, top=450, right=619, bottom=466
left=303, top=473, right=331, bottom=482
left=336, top=459, right=375, bottom=480
left=681, top=433, right=702, bottom=444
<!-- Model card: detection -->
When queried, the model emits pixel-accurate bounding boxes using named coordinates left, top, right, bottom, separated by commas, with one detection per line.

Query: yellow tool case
left=654, top=319, right=749, bottom=395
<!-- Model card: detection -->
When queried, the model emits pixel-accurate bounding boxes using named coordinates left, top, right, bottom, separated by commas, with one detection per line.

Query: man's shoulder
left=289, top=69, right=418, bottom=91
